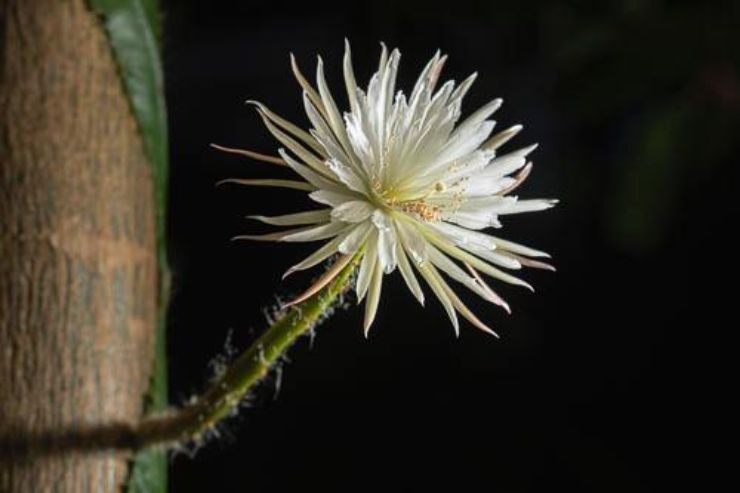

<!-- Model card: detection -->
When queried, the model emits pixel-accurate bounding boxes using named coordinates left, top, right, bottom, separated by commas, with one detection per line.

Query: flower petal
left=280, top=221, right=347, bottom=242
left=338, top=222, right=373, bottom=254
left=331, top=200, right=375, bottom=223
left=249, top=209, right=331, bottom=226
left=216, top=178, right=315, bottom=192
left=282, top=234, right=347, bottom=278
left=425, top=264, right=499, bottom=337
left=343, top=39, right=360, bottom=114
left=356, top=229, right=379, bottom=302
left=483, top=124, right=523, bottom=151
left=247, top=100, right=325, bottom=156
left=417, top=264, right=459, bottom=336
left=278, top=150, right=340, bottom=191
left=395, top=219, right=428, bottom=264
left=309, top=189, right=359, bottom=207
left=396, top=241, right=425, bottom=305
left=284, top=253, right=354, bottom=306
left=363, top=260, right=384, bottom=336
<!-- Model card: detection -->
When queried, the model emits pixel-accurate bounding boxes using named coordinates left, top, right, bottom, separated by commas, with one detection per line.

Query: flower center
left=371, top=180, right=445, bottom=223
left=396, top=200, right=442, bottom=222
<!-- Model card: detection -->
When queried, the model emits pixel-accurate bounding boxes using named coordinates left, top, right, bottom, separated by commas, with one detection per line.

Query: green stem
left=133, top=254, right=359, bottom=448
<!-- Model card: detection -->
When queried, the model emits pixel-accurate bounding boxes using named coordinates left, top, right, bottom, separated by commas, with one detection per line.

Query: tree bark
left=0, top=0, right=157, bottom=491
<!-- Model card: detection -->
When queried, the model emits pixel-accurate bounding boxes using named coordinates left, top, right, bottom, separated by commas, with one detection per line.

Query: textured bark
left=0, top=0, right=157, bottom=491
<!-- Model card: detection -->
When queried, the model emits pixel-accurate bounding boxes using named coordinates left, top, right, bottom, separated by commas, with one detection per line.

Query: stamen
left=399, top=200, right=442, bottom=222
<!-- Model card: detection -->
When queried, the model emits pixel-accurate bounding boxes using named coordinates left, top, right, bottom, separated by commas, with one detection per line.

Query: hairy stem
left=133, top=254, right=359, bottom=448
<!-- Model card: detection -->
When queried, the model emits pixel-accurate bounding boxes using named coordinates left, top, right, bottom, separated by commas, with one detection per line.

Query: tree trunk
left=0, top=0, right=158, bottom=491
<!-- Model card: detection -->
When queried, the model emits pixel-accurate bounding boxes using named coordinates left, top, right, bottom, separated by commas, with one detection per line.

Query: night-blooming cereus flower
left=225, top=42, right=557, bottom=337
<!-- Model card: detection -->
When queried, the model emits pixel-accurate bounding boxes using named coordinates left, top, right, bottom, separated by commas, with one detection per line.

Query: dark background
left=161, top=1, right=738, bottom=491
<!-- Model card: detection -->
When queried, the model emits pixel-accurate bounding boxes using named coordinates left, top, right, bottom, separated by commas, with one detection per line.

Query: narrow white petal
left=396, top=242, right=425, bottom=305
left=395, top=218, right=428, bottom=263
left=482, top=234, right=551, bottom=258
left=327, top=159, right=368, bottom=194
left=282, top=234, right=346, bottom=278
left=290, top=53, right=326, bottom=118
left=433, top=222, right=550, bottom=258
left=465, top=264, right=511, bottom=313
left=280, top=221, right=347, bottom=242
left=447, top=72, right=478, bottom=113
left=501, top=252, right=556, bottom=271
left=426, top=265, right=499, bottom=337
left=497, top=162, right=533, bottom=196
left=303, top=93, right=356, bottom=168
left=284, top=253, right=354, bottom=306
left=430, top=222, right=498, bottom=249
left=427, top=245, right=505, bottom=303
left=331, top=200, right=375, bottom=223
left=363, top=261, right=384, bottom=336
left=338, top=222, right=372, bottom=254
left=420, top=224, right=534, bottom=290
left=462, top=176, right=517, bottom=197
left=233, top=227, right=314, bottom=242
left=259, top=112, right=330, bottom=176
left=316, top=56, right=355, bottom=157
left=210, top=143, right=286, bottom=165
left=434, top=120, right=496, bottom=166
left=417, top=264, right=459, bottom=335
left=462, top=245, right=523, bottom=270
left=278, top=149, right=339, bottom=191
left=451, top=98, right=502, bottom=139
left=509, top=143, right=539, bottom=158
left=216, top=178, right=315, bottom=192
left=483, top=124, right=523, bottom=151
left=371, top=209, right=392, bottom=232
left=442, top=210, right=501, bottom=230
left=356, top=229, right=379, bottom=302
left=249, top=209, right=331, bottom=226
left=479, top=155, right=527, bottom=179
left=247, top=100, right=325, bottom=155
left=343, top=39, right=360, bottom=114
left=456, top=196, right=557, bottom=218
left=377, top=226, right=398, bottom=274
left=309, top=189, right=359, bottom=207
left=496, top=198, right=559, bottom=215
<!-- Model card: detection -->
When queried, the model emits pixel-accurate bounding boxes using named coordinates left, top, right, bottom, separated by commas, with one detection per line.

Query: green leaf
left=88, top=0, right=168, bottom=260
left=87, top=1, right=170, bottom=492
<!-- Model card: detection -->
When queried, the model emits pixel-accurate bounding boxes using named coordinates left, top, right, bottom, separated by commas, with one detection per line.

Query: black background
left=162, top=1, right=738, bottom=491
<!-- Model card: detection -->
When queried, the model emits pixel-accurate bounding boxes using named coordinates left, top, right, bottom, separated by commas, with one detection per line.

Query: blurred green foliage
left=541, top=0, right=740, bottom=252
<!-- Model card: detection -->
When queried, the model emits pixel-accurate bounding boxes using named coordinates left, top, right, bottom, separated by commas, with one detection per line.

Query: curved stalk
left=132, top=253, right=360, bottom=448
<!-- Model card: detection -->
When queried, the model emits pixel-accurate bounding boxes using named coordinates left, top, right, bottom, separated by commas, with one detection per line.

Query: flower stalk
left=132, top=252, right=360, bottom=449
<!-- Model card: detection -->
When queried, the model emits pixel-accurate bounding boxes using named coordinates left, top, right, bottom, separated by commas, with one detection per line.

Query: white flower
left=227, top=41, right=557, bottom=337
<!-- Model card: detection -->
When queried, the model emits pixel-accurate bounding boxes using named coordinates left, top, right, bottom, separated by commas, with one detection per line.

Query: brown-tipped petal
left=428, top=54, right=448, bottom=93
left=421, top=225, right=534, bottom=291
left=429, top=55, right=447, bottom=95
left=501, top=253, right=557, bottom=272
left=290, top=53, right=328, bottom=120
left=215, top=178, right=315, bottom=192
left=417, top=264, right=460, bottom=336
left=482, top=124, right=523, bottom=151
left=283, top=254, right=354, bottom=308
left=363, top=260, right=384, bottom=337
left=429, top=265, right=499, bottom=338
left=232, top=226, right=313, bottom=242
left=210, top=143, right=286, bottom=165
left=464, top=263, right=511, bottom=314
left=498, top=162, right=533, bottom=196
left=245, top=101, right=326, bottom=156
